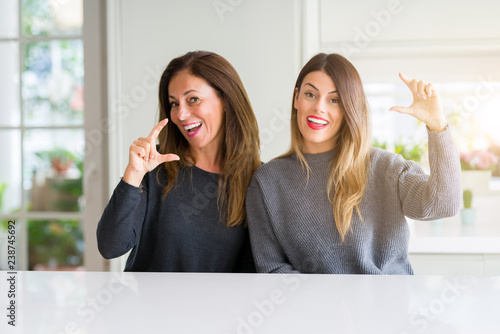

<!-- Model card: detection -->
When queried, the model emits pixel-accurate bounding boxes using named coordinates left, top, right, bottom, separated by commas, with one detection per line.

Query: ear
left=293, top=87, right=299, bottom=110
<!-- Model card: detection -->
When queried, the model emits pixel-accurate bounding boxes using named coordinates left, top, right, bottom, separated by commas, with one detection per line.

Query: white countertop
left=1, top=271, right=500, bottom=334
left=408, top=196, right=500, bottom=254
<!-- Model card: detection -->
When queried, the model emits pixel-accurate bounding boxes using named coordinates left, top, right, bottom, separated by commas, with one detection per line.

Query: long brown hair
left=282, top=53, right=371, bottom=241
left=157, top=51, right=261, bottom=227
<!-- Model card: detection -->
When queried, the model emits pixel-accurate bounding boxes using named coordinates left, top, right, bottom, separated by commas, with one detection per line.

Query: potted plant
left=460, top=189, right=476, bottom=226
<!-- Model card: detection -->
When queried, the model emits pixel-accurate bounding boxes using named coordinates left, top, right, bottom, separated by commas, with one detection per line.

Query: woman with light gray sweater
left=246, top=53, right=461, bottom=274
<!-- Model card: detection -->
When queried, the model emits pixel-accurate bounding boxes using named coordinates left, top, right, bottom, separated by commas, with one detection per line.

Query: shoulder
left=369, top=147, right=422, bottom=178
left=251, top=155, right=299, bottom=183
left=370, top=147, right=401, bottom=166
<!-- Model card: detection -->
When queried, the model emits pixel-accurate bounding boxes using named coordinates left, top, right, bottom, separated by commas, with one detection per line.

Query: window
left=0, top=0, right=85, bottom=270
left=367, top=82, right=500, bottom=179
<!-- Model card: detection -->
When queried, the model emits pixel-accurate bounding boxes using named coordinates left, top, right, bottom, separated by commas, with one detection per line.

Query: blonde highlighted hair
left=157, top=51, right=261, bottom=227
left=282, top=53, right=371, bottom=241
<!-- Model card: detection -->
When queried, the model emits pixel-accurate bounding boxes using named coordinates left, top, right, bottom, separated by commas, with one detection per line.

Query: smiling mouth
left=183, top=122, right=203, bottom=137
left=307, top=117, right=328, bottom=125
left=306, top=116, right=329, bottom=130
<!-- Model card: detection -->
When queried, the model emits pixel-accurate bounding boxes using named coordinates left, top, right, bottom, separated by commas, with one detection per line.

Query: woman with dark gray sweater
left=246, top=53, right=461, bottom=274
left=97, top=51, right=260, bottom=272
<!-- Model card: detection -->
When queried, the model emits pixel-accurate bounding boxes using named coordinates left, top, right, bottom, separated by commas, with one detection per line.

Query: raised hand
left=389, top=73, right=447, bottom=132
left=123, top=119, right=180, bottom=187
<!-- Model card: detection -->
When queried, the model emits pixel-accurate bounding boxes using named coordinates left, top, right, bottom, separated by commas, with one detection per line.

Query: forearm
left=246, top=181, right=298, bottom=273
left=400, top=127, right=461, bottom=219
left=96, top=180, right=146, bottom=259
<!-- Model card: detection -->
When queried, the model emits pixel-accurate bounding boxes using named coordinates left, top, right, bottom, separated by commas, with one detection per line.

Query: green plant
left=0, top=182, right=7, bottom=231
left=372, top=139, right=426, bottom=163
left=28, top=219, right=83, bottom=269
left=372, top=138, right=387, bottom=150
left=0, top=182, right=6, bottom=212
left=394, top=142, right=426, bottom=164
left=35, top=148, right=83, bottom=211
left=463, top=189, right=473, bottom=209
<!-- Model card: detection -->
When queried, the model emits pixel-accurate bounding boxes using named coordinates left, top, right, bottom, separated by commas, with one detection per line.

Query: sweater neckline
left=301, top=149, right=335, bottom=164
left=192, top=165, right=220, bottom=176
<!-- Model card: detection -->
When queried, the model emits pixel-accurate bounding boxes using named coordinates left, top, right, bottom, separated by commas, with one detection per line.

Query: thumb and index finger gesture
left=144, top=118, right=180, bottom=164
left=124, top=119, right=180, bottom=187
left=389, top=73, right=447, bottom=132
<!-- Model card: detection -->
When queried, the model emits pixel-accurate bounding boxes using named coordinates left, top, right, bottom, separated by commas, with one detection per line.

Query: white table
left=407, top=196, right=500, bottom=275
left=1, top=271, right=499, bottom=333
left=408, top=196, right=500, bottom=255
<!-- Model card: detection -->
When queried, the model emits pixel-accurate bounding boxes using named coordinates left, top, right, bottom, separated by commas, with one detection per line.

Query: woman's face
left=294, top=70, right=344, bottom=154
left=168, top=70, right=225, bottom=153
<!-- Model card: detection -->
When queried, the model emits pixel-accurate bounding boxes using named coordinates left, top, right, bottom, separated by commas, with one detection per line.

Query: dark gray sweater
left=97, top=165, right=255, bottom=272
left=246, top=128, right=461, bottom=274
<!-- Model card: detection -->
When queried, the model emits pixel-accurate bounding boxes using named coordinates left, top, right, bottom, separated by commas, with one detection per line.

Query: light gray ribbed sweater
left=246, top=128, right=461, bottom=274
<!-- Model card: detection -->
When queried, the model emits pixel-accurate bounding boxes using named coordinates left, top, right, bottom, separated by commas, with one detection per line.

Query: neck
left=190, top=145, right=223, bottom=174
left=302, top=140, right=336, bottom=155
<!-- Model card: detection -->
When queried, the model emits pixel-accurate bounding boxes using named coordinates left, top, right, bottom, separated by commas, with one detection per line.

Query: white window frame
left=0, top=0, right=107, bottom=271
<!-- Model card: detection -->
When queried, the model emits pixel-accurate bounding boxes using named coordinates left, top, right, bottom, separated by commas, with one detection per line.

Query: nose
left=177, top=103, right=191, bottom=120
left=314, top=99, right=326, bottom=114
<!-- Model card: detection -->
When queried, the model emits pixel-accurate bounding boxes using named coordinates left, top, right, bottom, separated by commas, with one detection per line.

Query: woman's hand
left=389, top=73, right=447, bottom=132
left=123, top=119, right=180, bottom=187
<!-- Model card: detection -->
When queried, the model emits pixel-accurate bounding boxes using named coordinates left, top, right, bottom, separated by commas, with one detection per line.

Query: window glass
left=366, top=82, right=500, bottom=175
left=0, top=42, right=21, bottom=127
left=22, top=39, right=84, bottom=126
left=24, top=129, right=84, bottom=212
left=0, top=130, right=22, bottom=214
left=22, top=0, right=83, bottom=37
left=28, top=219, right=83, bottom=270
left=0, top=0, right=19, bottom=38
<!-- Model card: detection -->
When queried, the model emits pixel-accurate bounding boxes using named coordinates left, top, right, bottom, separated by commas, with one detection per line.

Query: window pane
left=366, top=82, right=500, bottom=173
left=22, top=39, right=84, bottom=126
left=28, top=219, right=84, bottom=270
left=0, top=130, right=22, bottom=214
left=24, top=129, right=84, bottom=212
left=22, top=0, right=83, bottom=37
left=0, top=0, right=19, bottom=38
left=0, top=42, right=21, bottom=127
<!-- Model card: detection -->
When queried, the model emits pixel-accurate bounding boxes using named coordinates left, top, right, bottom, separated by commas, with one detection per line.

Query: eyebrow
left=169, top=89, right=200, bottom=99
left=304, top=83, right=338, bottom=94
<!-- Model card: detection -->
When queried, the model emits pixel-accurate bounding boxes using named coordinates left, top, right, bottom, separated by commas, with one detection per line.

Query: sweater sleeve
left=246, top=176, right=300, bottom=274
left=96, top=178, right=148, bottom=259
left=397, top=127, right=462, bottom=220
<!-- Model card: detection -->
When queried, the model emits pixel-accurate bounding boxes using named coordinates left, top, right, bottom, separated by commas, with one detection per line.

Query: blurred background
left=0, top=0, right=499, bottom=274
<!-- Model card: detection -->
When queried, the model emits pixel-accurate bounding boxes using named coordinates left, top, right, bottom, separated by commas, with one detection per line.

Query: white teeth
left=183, top=122, right=202, bottom=131
left=307, top=117, right=328, bottom=125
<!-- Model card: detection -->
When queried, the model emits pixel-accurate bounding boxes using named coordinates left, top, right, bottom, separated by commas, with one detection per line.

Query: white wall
left=109, top=0, right=500, bottom=183
left=108, top=0, right=301, bottom=188
left=314, top=0, right=500, bottom=82
left=311, top=0, right=500, bottom=275
left=107, top=0, right=500, bottom=273
left=107, top=0, right=301, bottom=271
left=111, top=0, right=500, bottom=179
